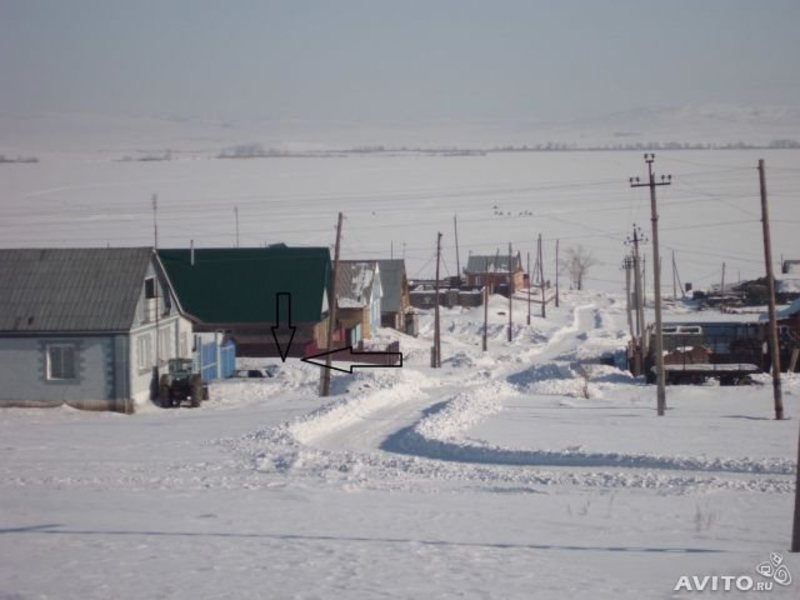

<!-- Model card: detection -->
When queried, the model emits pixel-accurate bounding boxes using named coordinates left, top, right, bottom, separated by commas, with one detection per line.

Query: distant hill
left=2, top=104, right=799, bottom=157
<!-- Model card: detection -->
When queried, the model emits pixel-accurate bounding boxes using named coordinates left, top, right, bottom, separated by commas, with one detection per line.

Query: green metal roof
left=158, top=247, right=331, bottom=324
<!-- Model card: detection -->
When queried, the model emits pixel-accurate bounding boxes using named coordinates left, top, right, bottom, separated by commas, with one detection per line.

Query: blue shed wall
left=195, top=337, right=236, bottom=382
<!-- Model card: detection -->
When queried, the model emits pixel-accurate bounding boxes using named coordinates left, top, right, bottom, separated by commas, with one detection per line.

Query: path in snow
left=248, top=293, right=795, bottom=492
left=296, top=300, right=600, bottom=455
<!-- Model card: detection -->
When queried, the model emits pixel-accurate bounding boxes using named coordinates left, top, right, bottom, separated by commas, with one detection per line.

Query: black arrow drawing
left=271, top=292, right=296, bottom=362
left=301, top=346, right=404, bottom=374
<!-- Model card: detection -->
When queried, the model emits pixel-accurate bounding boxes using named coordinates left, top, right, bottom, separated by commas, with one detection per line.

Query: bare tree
left=563, top=245, right=599, bottom=291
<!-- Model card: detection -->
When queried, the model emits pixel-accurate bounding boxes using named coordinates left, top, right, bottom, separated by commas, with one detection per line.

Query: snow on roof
left=336, top=261, right=379, bottom=308
left=776, top=277, right=800, bottom=294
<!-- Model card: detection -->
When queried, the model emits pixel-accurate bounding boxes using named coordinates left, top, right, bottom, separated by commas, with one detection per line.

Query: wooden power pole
left=320, top=212, right=343, bottom=396
left=759, top=159, right=783, bottom=421
left=623, top=256, right=635, bottom=340
left=526, top=251, right=531, bottom=325
left=631, top=154, right=671, bottom=416
left=555, top=239, right=560, bottom=308
left=507, top=243, right=513, bottom=342
left=454, top=214, right=461, bottom=285
left=483, top=282, right=488, bottom=352
left=626, top=225, right=646, bottom=344
left=538, top=234, right=546, bottom=319
left=433, top=232, right=442, bottom=368
left=672, top=251, right=677, bottom=300
left=152, top=194, right=161, bottom=370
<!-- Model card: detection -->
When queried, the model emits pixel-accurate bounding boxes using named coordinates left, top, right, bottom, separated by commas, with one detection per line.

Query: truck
left=645, top=321, right=765, bottom=385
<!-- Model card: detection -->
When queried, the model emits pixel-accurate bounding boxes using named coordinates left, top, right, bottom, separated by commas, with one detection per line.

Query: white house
left=335, top=261, right=383, bottom=345
left=0, top=247, right=193, bottom=412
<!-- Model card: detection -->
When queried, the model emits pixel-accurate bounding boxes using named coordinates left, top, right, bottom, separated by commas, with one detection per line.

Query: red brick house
left=463, top=253, right=525, bottom=293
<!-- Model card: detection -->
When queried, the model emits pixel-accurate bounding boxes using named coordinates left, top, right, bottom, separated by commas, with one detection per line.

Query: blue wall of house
left=0, top=335, right=117, bottom=410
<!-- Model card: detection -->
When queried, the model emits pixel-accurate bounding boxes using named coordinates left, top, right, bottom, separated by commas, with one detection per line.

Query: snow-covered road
left=2, top=291, right=798, bottom=599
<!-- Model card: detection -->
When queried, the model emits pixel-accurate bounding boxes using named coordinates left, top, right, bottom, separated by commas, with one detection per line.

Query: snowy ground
left=2, top=134, right=800, bottom=597
left=2, top=291, right=798, bottom=599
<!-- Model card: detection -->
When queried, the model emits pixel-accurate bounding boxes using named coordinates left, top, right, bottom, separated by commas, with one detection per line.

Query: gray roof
left=375, top=259, right=407, bottom=314
left=465, top=254, right=522, bottom=274
left=0, top=247, right=153, bottom=333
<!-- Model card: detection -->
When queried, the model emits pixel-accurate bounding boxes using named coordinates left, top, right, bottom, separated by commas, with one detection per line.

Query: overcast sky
left=1, top=0, right=798, bottom=124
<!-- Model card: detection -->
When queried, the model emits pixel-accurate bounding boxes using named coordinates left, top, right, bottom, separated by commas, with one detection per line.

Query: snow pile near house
left=507, top=363, right=589, bottom=397
left=412, top=383, right=514, bottom=443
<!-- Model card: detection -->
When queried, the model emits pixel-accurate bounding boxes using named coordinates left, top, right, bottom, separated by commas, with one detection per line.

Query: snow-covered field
left=1, top=289, right=798, bottom=599
left=2, top=128, right=800, bottom=597
left=1, top=141, right=799, bottom=292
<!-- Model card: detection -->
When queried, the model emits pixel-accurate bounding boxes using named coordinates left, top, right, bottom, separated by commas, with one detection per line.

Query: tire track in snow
left=381, top=300, right=795, bottom=479
left=231, top=297, right=794, bottom=490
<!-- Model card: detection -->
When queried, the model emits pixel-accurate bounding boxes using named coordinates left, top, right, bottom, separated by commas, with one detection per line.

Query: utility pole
left=152, top=194, right=161, bottom=371
left=642, top=255, right=647, bottom=308
left=674, top=254, right=686, bottom=299
left=626, top=225, right=647, bottom=343
left=320, top=212, right=343, bottom=396
left=672, top=251, right=677, bottom=300
left=507, top=243, right=513, bottom=342
left=433, top=232, right=442, bottom=367
left=721, top=262, right=726, bottom=296
left=234, top=205, right=240, bottom=248
left=152, top=194, right=159, bottom=250
left=631, top=154, right=671, bottom=416
left=539, top=234, right=546, bottom=319
left=623, top=256, right=635, bottom=340
left=454, top=214, right=461, bottom=286
left=526, top=251, right=531, bottom=325
left=483, top=283, right=489, bottom=352
left=555, top=239, right=560, bottom=308
left=759, top=159, right=783, bottom=421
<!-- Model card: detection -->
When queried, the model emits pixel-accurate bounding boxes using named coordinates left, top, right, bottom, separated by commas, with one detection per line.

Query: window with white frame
left=159, top=328, right=172, bottom=362
left=136, top=334, right=153, bottom=371
left=47, top=344, right=77, bottom=380
left=180, top=332, right=188, bottom=357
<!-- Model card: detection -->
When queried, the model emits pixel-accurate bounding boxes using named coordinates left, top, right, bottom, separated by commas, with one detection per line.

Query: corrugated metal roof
left=0, top=247, right=153, bottom=333
left=375, top=259, right=406, bottom=314
left=159, top=247, right=331, bottom=323
left=465, top=254, right=522, bottom=274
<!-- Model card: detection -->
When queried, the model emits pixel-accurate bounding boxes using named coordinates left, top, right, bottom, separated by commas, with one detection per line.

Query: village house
left=158, top=245, right=332, bottom=358
left=374, top=259, right=414, bottom=334
left=335, top=260, right=383, bottom=345
left=0, top=247, right=193, bottom=412
left=463, top=253, right=525, bottom=295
